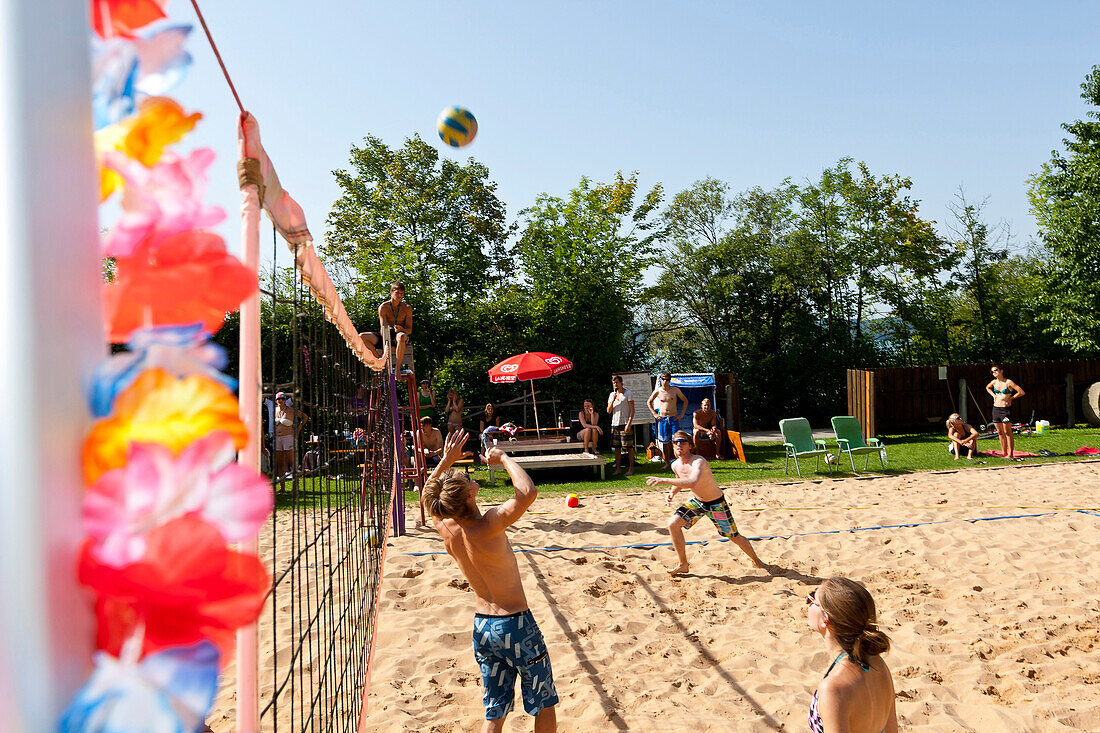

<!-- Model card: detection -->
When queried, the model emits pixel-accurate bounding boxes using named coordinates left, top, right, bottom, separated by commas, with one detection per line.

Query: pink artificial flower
left=83, top=431, right=272, bottom=567
left=102, top=148, right=226, bottom=257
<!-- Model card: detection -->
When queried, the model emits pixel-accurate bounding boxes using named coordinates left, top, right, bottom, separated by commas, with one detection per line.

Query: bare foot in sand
left=668, top=564, right=690, bottom=576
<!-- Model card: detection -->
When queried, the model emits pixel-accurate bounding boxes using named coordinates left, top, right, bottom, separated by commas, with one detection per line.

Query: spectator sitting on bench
left=418, top=415, right=444, bottom=467
left=693, top=398, right=723, bottom=459
left=480, top=402, right=502, bottom=452
left=577, top=398, right=602, bottom=453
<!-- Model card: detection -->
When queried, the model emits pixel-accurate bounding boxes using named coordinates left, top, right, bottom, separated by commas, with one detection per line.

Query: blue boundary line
left=1077, top=509, right=1100, bottom=519
left=402, top=511, right=1060, bottom=556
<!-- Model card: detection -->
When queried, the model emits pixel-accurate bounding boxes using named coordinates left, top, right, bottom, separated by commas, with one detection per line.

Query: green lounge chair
left=831, top=416, right=886, bottom=472
left=779, top=418, right=832, bottom=477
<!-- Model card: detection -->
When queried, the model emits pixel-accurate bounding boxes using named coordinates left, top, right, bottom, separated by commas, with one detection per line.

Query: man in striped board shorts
left=647, top=430, right=767, bottom=576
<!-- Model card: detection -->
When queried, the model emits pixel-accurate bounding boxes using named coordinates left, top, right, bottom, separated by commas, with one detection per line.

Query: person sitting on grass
left=577, top=398, right=602, bottom=454
left=946, top=413, right=978, bottom=460
left=422, top=429, right=559, bottom=732
left=646, top=430, right=766, bottom=576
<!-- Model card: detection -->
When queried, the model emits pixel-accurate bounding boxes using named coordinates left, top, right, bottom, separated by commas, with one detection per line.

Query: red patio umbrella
left=488, top=352, right=573, bottom=434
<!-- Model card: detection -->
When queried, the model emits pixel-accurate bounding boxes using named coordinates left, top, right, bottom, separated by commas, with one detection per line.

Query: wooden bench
left=487, top=442, right=604, bottom=484
left=494, top=438, right=574, bottom=455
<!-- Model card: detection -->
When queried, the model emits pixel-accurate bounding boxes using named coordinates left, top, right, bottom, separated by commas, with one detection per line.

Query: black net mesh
left=256, top=231, right=395, bottom=731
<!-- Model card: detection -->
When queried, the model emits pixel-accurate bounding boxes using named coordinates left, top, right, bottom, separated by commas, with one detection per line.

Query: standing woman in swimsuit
left=444, top=387, right=464, bottom=438
left=806, top=577, right=897, bottom=733
left=985, top=365, right=1026, bottom=460
left=418, top=379, right=437, bottom=424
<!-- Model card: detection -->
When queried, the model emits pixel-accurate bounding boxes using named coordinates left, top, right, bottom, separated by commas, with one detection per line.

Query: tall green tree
left=1028, top=65, right=1100, bottom=352
left=323, top=135, right=510, bottom=309
left=945, top=192, right=1006, bottom=361
left=322, top=135, right=512, bottom=378
left=513, top=172, right=663, bottom=411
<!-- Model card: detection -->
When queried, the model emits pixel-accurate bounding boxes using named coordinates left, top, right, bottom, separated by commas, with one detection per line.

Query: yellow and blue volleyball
left=437, top=106, right=478, bottom=147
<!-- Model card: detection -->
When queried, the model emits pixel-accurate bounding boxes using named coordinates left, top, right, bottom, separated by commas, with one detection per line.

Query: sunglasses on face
left=806, top=590, right=824, bottom=610
left=672, top=439, right=689, bottom=444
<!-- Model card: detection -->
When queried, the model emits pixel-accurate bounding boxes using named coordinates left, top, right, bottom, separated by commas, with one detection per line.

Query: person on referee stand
left=359, top=281, right=412, bottom=372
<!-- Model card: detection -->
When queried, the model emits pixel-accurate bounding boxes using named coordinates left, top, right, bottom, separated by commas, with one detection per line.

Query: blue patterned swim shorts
left=473, top=609, right=559, bottom=719
left=674, top=495, right=740, bottom=539
left=656, top=416, right=679, bottom=444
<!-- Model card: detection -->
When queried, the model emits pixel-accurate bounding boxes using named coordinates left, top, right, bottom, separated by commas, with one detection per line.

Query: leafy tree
left=944, top=191, right=1007, bottom=361
left=322, top=135, right=512, bottom=379
left=1028, top=65, right=1100, bottom=352
left=649, top=180, right=832, bottom=423
left=513, top=172, right=663, bottom=413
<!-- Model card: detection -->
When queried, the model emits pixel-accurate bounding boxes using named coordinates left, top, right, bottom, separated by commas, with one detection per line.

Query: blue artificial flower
left=91, top=38, right=139, bottom=130
left=87, top=323, right=236, bottom=417
left=91, top=24, right=193, bottom=130
left=59, top=641, right=219, bottom=733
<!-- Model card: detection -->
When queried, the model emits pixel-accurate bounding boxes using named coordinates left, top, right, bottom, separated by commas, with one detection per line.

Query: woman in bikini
left=444, top=387, right=464, bottom=438
left=946, top=413, right=978, bottom=460
left=985, top=365, right=1026, bottom=460
left=576, top=398, right=603, bottom=453
left=806, top=577, right=897, bottom=733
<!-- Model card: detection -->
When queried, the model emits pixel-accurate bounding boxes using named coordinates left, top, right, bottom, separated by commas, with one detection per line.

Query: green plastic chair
left=831, top=416, right=886, bottom=472
left=779, top=418, right=832, bottom=477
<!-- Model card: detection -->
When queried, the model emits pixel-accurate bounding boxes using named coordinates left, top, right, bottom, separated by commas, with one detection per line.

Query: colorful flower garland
left=61, top=2, right=271, bottom=728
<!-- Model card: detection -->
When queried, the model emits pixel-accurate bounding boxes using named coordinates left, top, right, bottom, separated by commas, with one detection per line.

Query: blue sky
left=170, top=1, right=1100, bottom=263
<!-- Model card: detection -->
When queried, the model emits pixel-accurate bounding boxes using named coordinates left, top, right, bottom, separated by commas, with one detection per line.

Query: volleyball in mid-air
left=437, top=106, right=478, bottom=147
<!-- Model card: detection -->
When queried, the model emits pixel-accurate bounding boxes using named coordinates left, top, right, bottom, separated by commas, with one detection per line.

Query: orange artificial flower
left=91, top=0, right=168, bottom=40
left=82, top=368, right=247, bottom=484
left=103, top=230, right=258, bottom=343
left=121, top=97, right=202, bottom=166
left=94, top=98, right=201, bottom=185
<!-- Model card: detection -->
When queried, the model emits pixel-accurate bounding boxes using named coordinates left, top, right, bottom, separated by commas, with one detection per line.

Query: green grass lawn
left=411, top=426, right=1100, bottom=505
left=268, top=427, right=1100, bottom=509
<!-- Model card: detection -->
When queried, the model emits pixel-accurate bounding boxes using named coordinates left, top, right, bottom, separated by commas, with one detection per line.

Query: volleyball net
left=233, top=115, right=398, bottom=731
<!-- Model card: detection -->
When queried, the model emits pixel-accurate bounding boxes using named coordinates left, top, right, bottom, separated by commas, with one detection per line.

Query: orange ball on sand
left=567, top=494, right=580, bottom=508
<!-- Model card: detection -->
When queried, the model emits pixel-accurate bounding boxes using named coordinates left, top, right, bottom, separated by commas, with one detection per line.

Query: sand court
left=360, top=460, right=1100, bottom=732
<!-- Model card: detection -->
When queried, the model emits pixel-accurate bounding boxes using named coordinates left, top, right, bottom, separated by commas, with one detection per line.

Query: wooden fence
left=849, top=359, right=1100, bottom=435
left=846, top=369, right=875, bottom=437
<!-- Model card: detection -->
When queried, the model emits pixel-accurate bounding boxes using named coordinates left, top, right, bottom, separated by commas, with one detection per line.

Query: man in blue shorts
left=646, top=431, right=766, bottom=576
left=422, top=428, right=559, bottom=731
left=646, top=372, right=688, bottom=470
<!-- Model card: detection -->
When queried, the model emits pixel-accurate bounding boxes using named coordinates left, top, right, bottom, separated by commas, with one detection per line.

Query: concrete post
left=958, top=379, right=968, bottom=424
left=0, top=0, right=101, bottom=728
left=1066, top=373, right=1075, bottom=427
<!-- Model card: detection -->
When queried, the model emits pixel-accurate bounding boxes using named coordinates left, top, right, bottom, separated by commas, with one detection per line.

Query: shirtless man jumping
left=646, top=372, right=688, bottom=468
left=422, top=429, right=559, bottom=732
left=646, top=430, right=765, bottom=576
left=359, top=281, right=413, bottom=372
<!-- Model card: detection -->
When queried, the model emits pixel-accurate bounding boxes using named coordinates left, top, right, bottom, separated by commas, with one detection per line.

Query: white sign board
left=612, top=371, right=655, bottom=425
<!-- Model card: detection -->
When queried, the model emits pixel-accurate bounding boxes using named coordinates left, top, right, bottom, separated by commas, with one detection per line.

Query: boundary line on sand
left=402, top=510, right=1068, bottom=556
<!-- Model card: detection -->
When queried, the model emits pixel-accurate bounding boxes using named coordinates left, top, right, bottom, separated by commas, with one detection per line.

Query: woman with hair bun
left=806, top=577, right=897, bottom=733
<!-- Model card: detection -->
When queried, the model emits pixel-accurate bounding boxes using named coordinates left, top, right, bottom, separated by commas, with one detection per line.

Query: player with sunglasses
left=646, top=430, right=765, bottom=576
left=645, top=372, right=688, bottom=470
